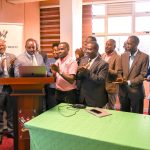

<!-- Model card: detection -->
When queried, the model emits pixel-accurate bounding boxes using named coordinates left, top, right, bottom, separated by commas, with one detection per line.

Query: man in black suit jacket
left=77, top=41, right=108, bottom=107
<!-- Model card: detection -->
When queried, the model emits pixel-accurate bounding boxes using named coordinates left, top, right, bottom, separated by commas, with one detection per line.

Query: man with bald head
left=118, top=35, right=149, bottom=113
left=0, top=39, right=16, bottom=137
left=102, top=39, right=121, bottom=109
left=77, top=41, right=108, bottom=107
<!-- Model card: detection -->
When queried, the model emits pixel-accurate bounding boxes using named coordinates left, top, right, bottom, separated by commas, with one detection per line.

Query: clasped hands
left=1, top=58, right=16, bottom=70
left=77, top=63, right=90, bottom=72
left=114, top=77, right=128, bottom=85
left=50, top=64, right=60, bottom=75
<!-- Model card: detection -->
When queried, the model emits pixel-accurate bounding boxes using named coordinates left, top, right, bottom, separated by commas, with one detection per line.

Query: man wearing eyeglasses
left=51, top=42, right=78, bottom=104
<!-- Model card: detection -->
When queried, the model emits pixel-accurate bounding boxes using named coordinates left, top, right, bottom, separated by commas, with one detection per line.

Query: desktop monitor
left=19, top=66, right=47, bottom=77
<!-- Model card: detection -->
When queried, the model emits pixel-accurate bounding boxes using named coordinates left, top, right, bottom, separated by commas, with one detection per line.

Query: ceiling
left=6, top=0, right=142, bottom=5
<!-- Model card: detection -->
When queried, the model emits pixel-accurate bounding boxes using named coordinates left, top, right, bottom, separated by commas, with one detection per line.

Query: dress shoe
left=0, top=134, right=2, bottom=144
left=7, top=132, right=14, bottom=138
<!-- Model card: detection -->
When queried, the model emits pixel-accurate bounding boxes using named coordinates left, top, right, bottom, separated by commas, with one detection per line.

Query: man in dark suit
left=118, top=35, right=149, bottom=114
left=77, top=41, right=108, bottom=107
left=0, top=39, right=16, bottom=137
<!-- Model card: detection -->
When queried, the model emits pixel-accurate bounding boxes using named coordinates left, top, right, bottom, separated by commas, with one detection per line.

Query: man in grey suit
left=14, top=38, right=45, bottom=77
left=0, top=39, right=16, bottom=137
left=118, top=35, right=149, bottom=114
left=77, top=41, right=108, bottom=107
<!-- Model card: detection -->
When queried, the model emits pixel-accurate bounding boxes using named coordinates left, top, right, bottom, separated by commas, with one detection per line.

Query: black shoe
left=0, top=133, right=2, bottom=144
left=7, top=132, right=14, bottom=138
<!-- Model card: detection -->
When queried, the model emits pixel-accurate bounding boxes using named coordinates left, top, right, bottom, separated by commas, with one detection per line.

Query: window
left=107, top=36, right=128, bottom=54
left=135, top=2, right=150, bottom=13
left=92, top=4, right=105, bottom=16
left=96, top=36, right=105, bottom=54
left=91, top=1, right=150, bottom=55
left=92, top=18, right=105, bottom=33
left=108, top=16, right=132, bottom=34
left=138, top=35, right=150, bottom=56
left=135, top=16, right=150, bottom=32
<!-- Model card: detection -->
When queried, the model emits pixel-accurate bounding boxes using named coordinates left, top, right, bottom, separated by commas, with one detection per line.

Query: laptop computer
left=19, top=66, right=47, bottom=77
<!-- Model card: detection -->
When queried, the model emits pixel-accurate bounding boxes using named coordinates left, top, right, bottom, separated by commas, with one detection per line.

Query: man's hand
left=78, top=63, right=90, bottom=72
left=78, top=66, right=87, bottom=72
left=114, top=77, right=127, bottom=84
left=10, top=58, right=16, bottom=65
left=50, top=64, right=60, bottom=76
left=50, top=64, right=59, bottom=72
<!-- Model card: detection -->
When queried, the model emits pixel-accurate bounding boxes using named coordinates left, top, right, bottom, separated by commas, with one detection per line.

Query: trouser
left=148, top=101, right=150, bottom=115
left=0, top=85, right=14, bottom=130
left=55, top=89, right=77, bottom=104
left=0, top=94, right=5, bottom=127
left=105, top=93, right=117, bottom=110
left=119, top=96, right=144, bottom=114
left=45, top=86, right=57, bottom=110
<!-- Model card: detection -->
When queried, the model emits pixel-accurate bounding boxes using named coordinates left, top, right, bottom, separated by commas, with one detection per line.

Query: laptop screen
left=19, top=66, right=47, bottom=77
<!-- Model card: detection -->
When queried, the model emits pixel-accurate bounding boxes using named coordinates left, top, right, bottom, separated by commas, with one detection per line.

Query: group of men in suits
left=77, top=35, right=149, bottom=115
left=0, top=35, right=149, bottom=139
left=47, top=35, right=149, bottom=115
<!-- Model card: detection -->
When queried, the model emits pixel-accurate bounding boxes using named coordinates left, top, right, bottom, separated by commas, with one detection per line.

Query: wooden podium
left=0, top=77, right=54, bottom=150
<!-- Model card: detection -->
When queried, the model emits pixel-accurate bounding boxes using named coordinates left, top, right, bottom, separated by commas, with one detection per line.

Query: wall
left=0, top=0, right=40, bottom=47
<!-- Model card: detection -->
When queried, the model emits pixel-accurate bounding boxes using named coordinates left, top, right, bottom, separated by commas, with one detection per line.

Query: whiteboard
left=0, top=23, right=23, bottom=56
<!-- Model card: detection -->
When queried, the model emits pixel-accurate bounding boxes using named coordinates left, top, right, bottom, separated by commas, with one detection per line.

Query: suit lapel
left=128, top=51, right=140, bottom=77
left=124, top=53, right=130, bottom=76
left=90, top=55, right=101, bottom=70
left=107, top=51, right=116, bottom=64
left=6, top=53, right=10, bottom=69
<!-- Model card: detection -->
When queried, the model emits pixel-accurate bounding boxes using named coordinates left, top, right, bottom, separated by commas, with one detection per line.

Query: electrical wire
left=58, top=103, right=80, bottom=117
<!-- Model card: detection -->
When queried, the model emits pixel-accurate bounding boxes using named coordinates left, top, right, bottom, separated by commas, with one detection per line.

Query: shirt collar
left=26, top=51, right=34, bottom=59
left=105, top=51, right=115, bottom=57
left=89, top=53, right=99, bottom=62
left=129, top=49, right=138, bottom=57
left=0, top=53, right=6, bottom=58
left=60, top=54, right=70, bottom=63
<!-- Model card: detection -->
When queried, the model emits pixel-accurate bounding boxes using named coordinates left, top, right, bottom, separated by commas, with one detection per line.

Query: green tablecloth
left=25, top=103, right=150, bottom=150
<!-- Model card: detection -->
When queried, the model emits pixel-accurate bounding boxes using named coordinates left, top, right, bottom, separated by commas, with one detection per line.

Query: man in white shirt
left=118, top=36, right=149, bottom=113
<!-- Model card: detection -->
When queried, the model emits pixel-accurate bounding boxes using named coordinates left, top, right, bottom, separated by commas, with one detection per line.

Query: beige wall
left=0, top=0, right=40, bottom=46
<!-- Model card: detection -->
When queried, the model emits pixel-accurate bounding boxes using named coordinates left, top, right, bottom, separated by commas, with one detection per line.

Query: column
left=60, top=0, right=82, bottom=56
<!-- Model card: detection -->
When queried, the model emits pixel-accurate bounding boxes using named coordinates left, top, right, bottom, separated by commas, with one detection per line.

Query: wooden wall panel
left=40, top=7, right=60, bottom=56
left=40, top=4, right=92, bottom=55
left=82, top=5, right=92, bottom=45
